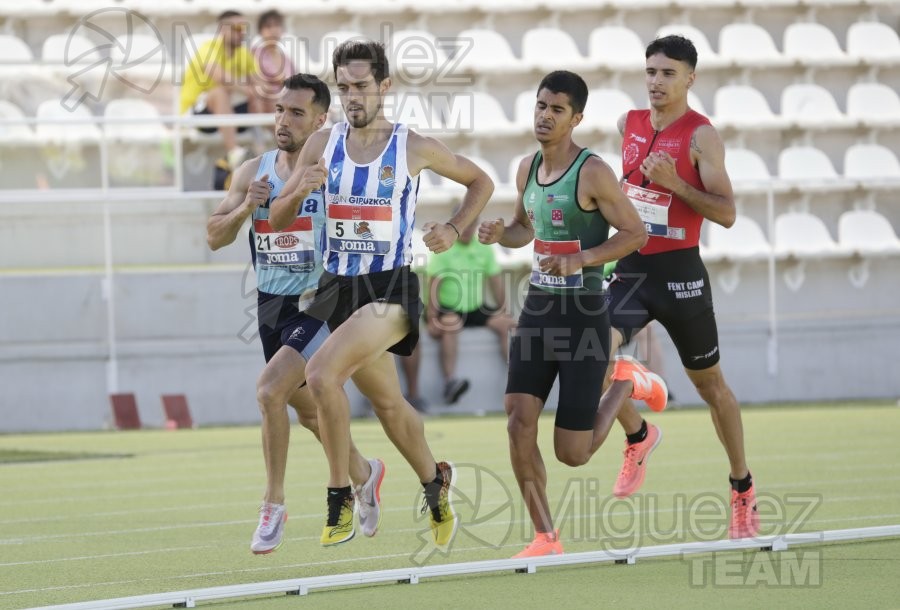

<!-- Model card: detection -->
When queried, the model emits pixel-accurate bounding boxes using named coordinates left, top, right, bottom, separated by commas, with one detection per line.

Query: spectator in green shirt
left=426, top=219, right=517, bottom=404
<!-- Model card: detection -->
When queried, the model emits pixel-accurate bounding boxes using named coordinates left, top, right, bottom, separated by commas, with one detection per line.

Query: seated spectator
left=426, top=218, right=517, bottom=404
left=180, top=10, right=264, bottom=170
left=252, top=10, right=295, bottom=114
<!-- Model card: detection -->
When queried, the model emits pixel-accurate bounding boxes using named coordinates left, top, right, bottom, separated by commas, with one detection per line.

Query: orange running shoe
left=513, top=530, right=563, bottom=558
left=611, top=355, right=668, bottom=412
left=729, top=485, right=760, bottom=539
left=612, top=422, right=662, bottom=498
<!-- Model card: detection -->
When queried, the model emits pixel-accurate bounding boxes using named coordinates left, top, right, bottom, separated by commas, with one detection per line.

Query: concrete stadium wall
left=1, top=242, right=898, bottom=432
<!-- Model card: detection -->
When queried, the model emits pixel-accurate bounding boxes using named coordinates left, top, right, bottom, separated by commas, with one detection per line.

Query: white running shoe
left=355, top=458, right=385, bottom=537
left=250, top=502, right=287, bottom=554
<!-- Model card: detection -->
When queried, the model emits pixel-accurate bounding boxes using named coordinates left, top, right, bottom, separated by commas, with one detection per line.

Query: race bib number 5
left=327, top=204, right=392, bottom=254
left=623, top=183, right=673, bottom=238
left=531, top=238, right=583, bottom=289
left=254, top=217, right=315, bottom=266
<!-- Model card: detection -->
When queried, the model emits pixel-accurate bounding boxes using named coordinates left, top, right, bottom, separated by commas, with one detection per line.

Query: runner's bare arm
left=479, top=154, right=535, bottom=249
left=580, top=156, right=647, bottom=267
left=640, top=125, right=735, bottom=228
left=537, top=157, right=644, bottom=277
left=206, top=157, right=263, bottom=250
left=269, top=130, right=329, bottom=231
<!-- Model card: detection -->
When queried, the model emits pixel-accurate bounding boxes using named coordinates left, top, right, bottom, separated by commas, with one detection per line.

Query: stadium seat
left=521, top=28, right=590, bottom=71
left=725, top=147, right=786, bottom=194
left=514, top=89, right=537, bottom=132
left=846, top=83, right=900, bottom=129
left=580, top=89, right=636, bottom=134
left=0, top=34, right=34, bottom=65
left=777, top=146, right=854, bottom=191
left=687, top=90, right=707, bottom=115
left=712, top=85, right=787, bottom=130
left=41, top=33, right=101, bottom=65
left=506, top=153, right=533, bottom=191
left=316, top=30, right=364, bottom=68
left=103, top=98, right=169, bottom=142
left=388, top=29, right=450, bottom=83
left=36, top=100, right=101, bottom=144
left=838, top=210, right=900, bottom=256
left=847, top=21, right=900, bottom=66
left=774, top=212, right=842, bottom=259
left=718, top=23, right=792, bottom=69
left=780, top=84, right=855, bottom=130
left=783, top=23, right=856, bottom=67
left=445, top=91, right=518, bottom=137
left=654, top=24, right=727, bottom=70
left=0, top=100, right=36, bottom=144
left=705, top=215, right=771, bottom=262
left=385, top=91, right=442, bottom=133
left=110, top=33, right=169, bottom=91
left=454, top=29, right=525, bottom=74
left=588, top=26, right=646, bottom=71
left=843, top=144, right=900, bottom=189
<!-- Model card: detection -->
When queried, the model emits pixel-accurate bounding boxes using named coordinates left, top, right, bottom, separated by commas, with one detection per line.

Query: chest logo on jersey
left=528, top=192, right=536, bottom=203
left=330, top=166, right=340, bottom=181
left=527, top=208, right=535, bottom=223
left=624, top=142, right=640, bottom=166
left=657, top=138, right=681, bottom=153
left=628, top=133, right=647, bottom=143
left=354, top=221, right=374, bottom=238
left=546, top=193, right=568, bottom=204
left=551, top=208, right=565, bottom=227
left=379, top=165, right=395, bottom=188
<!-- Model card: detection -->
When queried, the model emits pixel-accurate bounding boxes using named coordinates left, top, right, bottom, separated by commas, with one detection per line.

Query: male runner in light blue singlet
left=207, top=74, right=383, bottom=555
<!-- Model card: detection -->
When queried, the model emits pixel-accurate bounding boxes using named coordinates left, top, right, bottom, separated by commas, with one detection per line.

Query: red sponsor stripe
left=254, top=217, right=313, bottom=233
left=534, top=238, right=581, bottom=255
left=328, top=204, right=393, bottom=221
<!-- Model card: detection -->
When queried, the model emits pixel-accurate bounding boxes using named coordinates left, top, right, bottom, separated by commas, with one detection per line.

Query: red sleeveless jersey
left=621, top=109, right=710, bottom=255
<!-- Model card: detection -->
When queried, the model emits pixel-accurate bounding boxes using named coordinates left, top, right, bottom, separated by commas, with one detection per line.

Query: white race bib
left=254, top=217, right=316, bottom=267
left=623, top=183, right=680, bottom=239
left=326, top=204, right=393, bottom=255
left=531, top=238, right=583, bottom=289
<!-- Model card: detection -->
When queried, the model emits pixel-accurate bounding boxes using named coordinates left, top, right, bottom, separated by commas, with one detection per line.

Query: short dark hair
left=537, top=70, right=588, bottom=114
left=646, top=35, right=698, bottom=70
left=332, top=39, right=389, bottom=84
left=257, top=9, right=284, bottom=32
left=283, top=73, right=331, bottom=112
left=217, top=10, right=243, bottom=22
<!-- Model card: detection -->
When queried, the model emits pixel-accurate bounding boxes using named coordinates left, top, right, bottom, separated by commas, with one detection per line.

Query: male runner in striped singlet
left=207, top=74, right=383, bottom=555
left=605, top=35, right=759, bottom=540
left=479, top=71, right=650, bottom=557
left=270, top=41, right=493, bottom=550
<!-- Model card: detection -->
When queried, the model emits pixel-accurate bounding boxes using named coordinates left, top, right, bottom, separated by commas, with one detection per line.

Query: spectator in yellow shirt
left=180, top=11, right=263, bottom=170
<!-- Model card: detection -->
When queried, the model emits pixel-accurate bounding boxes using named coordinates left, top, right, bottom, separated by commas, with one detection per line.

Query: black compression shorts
left=304, top=266, right=423, bottom=356
left=506, top=289, right=610, bottom=431
left=608, top=246, right=720, bottom=370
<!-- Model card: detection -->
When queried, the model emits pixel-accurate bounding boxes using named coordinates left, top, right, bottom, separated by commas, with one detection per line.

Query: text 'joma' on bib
left=254, top=217, right=316, bottom=267
left=326, top=204, right=393, bottom=255
left=531, top=238, right=584, bottom=289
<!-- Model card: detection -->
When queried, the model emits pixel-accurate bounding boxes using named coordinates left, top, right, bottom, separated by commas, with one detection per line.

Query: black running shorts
left=506, top=289, right=610, bottom=431
left=305, top=266, right=423, bottom=356
left=608, top=246, right=720, bottom=370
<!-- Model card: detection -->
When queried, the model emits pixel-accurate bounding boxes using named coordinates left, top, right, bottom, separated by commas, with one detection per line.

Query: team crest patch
left=527, top=208, right=535, bottom=223
left=379, top=165, right=395, bottom=188
left=551, top=208, right=564, bottom=227
left=623, top=142, right=640, bottom=166
left=354, top=221, right=374, bottom=239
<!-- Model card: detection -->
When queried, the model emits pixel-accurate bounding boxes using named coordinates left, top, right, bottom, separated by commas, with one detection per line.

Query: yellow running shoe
left=513, top=530, right=563, bottom=558
left=320, top=490, right=355, bottom=546
left=422, top=461, right=458, bottom=549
